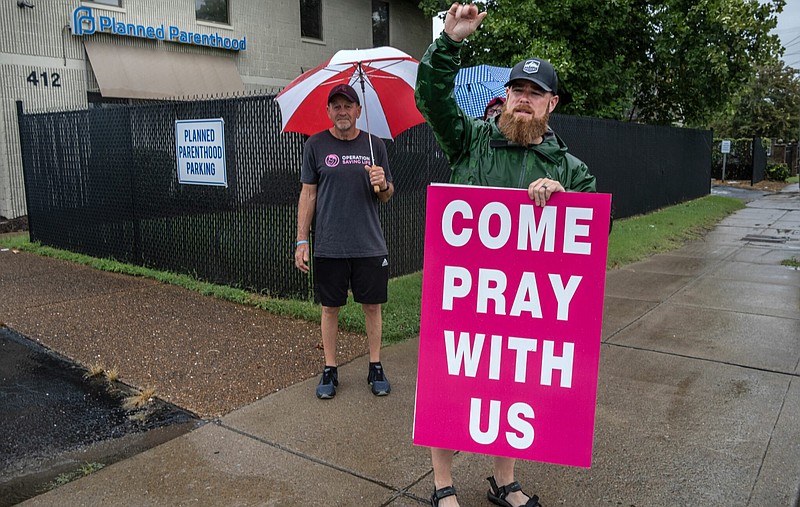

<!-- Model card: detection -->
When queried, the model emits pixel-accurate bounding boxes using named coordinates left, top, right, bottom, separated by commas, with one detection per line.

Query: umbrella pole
left=357, top=63, right=379, bottom=192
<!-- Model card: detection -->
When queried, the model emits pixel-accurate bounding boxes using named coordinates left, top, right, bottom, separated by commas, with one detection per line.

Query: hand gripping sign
left=413, top=184, right=612, bottom=468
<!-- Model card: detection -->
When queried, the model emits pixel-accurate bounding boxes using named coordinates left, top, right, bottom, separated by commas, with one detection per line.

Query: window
left=300, top=0, right=322, bottom=40
left=87, top=92, right=128, bottom=108
left=90, top=0, right=121, bottom=5
left=196, top=0, right=229, bottom=24
left=372, top=0, right=389, bottom=47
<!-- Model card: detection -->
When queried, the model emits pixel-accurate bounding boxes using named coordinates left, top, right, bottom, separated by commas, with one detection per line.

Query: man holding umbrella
left=294, top=83, right=395, bottom=400
left=415, top=3, right=598, bottom=507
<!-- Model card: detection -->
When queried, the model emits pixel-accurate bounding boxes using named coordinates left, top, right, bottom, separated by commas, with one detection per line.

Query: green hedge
left=711, top=138, right=753, bottom=180
left=766, top=162, right=789, bottom=182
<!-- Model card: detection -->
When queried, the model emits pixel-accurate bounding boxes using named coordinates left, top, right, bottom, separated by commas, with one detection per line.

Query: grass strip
left=607, top=195, right=744, bottom=269
left=0, top=195, right=745, bottom=342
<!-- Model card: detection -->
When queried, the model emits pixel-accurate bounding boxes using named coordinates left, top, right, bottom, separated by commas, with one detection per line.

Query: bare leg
left=431, top=448, right=459, bottom=506
left=321, top=305, right=339, bottom=366
left=362, top=303, right=382, bottom=362
left=492, top=457, right=529, bottom=506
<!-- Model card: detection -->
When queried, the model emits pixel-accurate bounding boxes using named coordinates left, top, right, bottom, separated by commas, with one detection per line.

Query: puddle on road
left=710, top=185, right=768, bottom=202
left=0, top=326, right=203, bottom=506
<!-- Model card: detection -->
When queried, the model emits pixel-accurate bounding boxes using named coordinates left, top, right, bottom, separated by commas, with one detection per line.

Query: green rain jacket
left=415, top=34, right=596, bottom=193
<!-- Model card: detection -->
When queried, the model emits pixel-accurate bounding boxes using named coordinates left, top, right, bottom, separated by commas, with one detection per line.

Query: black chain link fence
left=551, top=115, right=712, bottom=218
left=17, top=96, right=711, bottom=300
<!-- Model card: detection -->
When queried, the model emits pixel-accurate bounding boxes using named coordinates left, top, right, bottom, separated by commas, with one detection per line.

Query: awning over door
left=84, top=41, right=245, bottom=99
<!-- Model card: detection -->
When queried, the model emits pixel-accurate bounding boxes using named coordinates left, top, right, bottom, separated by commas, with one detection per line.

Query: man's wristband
left=296, top=240, right=309, bottom=246
left=379, top=185, right=390, bottom=193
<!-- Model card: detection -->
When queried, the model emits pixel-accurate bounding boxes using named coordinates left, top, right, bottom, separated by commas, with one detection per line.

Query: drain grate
left=740, top=234, right=787, bottom=244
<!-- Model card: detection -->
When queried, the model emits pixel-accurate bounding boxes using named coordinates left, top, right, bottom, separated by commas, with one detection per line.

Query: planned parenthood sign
left=413, top=184, right=612, bottom=467
left=175, top=119, right=227, bottom=187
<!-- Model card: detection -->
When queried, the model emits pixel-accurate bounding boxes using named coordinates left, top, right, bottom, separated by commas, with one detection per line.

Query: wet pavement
left=2, top=184, right=799, bottom=506
left=0, top=327, right=201, bottom=507
left=710, top=184, right=771, bottom=201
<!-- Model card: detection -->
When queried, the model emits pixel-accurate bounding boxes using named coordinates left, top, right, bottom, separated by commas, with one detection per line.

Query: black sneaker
left=368, top=363, right=391, bottom=396
left=316, top=367, right=338, bottom=399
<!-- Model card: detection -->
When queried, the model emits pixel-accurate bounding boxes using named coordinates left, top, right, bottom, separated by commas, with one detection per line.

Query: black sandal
left=430, top=485, right=457, bottom=506
left=486, top=476, right=542, bottom=507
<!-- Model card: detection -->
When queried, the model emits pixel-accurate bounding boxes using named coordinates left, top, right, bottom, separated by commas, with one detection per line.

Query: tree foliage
left=708, top=61, right=800, bottom=142
left=418, top=0, right=785, bottom=126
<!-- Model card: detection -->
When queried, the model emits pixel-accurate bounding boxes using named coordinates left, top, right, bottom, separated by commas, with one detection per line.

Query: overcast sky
left=432, top=3, right=800, bottom=68
left=431, top=13, right=444, bottom=40
left=773, top=1, right=800, bottom=68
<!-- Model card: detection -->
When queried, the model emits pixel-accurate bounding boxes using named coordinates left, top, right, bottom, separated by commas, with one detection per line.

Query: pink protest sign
left=413, top=184, right=611, bottom=468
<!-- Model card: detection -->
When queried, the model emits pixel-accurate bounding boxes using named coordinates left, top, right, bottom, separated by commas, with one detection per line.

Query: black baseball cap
left=327, top=83, right=360, bottom=105
left=504, top=58, right=558, bottom=95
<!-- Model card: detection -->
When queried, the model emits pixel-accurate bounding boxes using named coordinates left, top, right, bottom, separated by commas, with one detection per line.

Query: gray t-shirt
left=301, top=130, right=392, bottom=258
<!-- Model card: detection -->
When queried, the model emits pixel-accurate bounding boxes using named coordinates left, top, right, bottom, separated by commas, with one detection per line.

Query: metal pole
left=356, top=63, right=375, bottom=166
left=796, top=104, right=800, bottom=176
left=356, top=62, right=379, bottom=193
left=15, top=100, right=34, bottom=239
left=722, top=153, right=727, bottom=181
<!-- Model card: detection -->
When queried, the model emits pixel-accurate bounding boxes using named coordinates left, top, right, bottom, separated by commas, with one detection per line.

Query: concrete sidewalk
left=9, top=185, right=800, bottom=506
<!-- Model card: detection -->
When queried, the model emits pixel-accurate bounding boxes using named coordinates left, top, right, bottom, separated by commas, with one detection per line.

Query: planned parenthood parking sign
left=175, top=118, right=227, bottom=186
left=413, top=183, right=612, bottom=468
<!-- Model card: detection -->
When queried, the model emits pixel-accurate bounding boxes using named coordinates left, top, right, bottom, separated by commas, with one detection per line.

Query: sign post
left=721, top=140, right=731, bottom=181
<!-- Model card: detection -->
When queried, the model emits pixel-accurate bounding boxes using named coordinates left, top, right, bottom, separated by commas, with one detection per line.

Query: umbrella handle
left=369, top=140, right=379, bottom=193
left=367, top=134, right=378, bottom=193
left=368, top=163, right=380, bottom=193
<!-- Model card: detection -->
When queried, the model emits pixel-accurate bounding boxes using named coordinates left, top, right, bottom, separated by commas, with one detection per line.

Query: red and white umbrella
left=275, top=46, right=425, bottom=147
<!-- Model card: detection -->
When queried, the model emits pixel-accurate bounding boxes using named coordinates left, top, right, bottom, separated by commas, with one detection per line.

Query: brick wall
left=0, top=0, right=430, bottom=218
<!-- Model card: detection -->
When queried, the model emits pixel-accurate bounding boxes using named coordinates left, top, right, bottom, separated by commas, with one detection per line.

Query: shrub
left=766, top=162, right=789, bottom=182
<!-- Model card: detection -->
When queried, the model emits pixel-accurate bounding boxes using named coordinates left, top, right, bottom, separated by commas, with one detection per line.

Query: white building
left=0, top=0, right=431, bottom=219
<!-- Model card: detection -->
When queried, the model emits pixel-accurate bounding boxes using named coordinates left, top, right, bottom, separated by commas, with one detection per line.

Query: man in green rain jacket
left=415, top=4, right=600, bottom=507
left=415, top=8, right=596, bottom=209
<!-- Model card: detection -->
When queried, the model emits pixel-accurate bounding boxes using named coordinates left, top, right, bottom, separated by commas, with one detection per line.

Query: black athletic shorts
left=313, top=256, right=389, bottom=307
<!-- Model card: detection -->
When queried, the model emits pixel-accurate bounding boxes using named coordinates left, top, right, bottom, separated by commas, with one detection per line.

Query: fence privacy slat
left=18, top=96, right=711, bottom=300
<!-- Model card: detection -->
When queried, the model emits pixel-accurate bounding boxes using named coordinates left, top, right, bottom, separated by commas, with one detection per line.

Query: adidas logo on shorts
left=382, top=258, right=389, bottom=267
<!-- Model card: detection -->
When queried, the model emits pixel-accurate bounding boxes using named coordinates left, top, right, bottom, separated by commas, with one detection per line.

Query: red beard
left=497, top=105, right=550, bottom=146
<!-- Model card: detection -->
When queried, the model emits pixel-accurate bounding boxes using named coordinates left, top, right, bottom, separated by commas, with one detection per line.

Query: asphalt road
left=0, top=326, right=200, bottom=507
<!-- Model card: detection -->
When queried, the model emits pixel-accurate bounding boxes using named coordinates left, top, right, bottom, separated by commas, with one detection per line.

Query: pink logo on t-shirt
left=325, top=154, right=340, bottom=167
